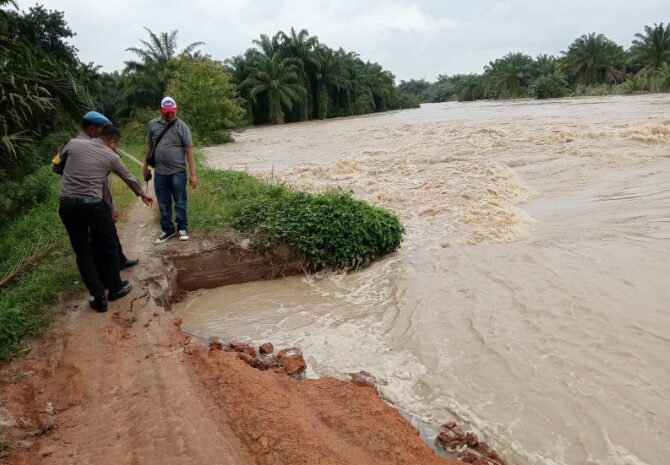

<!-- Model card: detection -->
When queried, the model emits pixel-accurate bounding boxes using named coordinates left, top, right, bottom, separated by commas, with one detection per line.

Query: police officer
left=55, top=111, right=138, bottom=268
left=58, top=124, right=153, bottom=312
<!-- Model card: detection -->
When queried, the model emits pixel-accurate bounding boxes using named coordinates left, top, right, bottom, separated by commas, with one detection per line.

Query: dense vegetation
left=0, top=190, right=79, bottom=360
left=1, top=2, right=416, bottom=223
left=226, top=29, right=417, bottom=124
left=1, top=3, right=92, bottom=218
left=398, top=24, right=670, bottom=103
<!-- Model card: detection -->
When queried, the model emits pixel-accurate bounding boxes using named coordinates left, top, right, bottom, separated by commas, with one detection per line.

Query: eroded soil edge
left=0, top=204, right=466, bottom=465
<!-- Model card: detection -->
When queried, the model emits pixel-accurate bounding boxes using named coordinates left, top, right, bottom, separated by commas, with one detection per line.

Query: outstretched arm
left=111, top=156, right=153, bottom=207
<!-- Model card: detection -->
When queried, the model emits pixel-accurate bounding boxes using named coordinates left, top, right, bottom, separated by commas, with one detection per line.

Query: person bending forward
left=58, top=125, right=153, bottom=312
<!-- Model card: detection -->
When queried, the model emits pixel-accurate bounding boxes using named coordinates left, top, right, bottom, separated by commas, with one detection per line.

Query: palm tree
left=367, top=64, right=395, bottom=111
left=346, top=57, right=377, bottom=114
left=241, top=53, right=306, bottom=124
left=252, top=33, right=282, bottom=58
left=312, top=47, right=352, bottom=118
left=528, top=72, right=569, bottom=99
left=1, top=4, right=89, bottom=181
left=631, top=23, right=670, bottom=75
left=455, top=74, right=484, bottom=101
left=535, top=54, right=559, bottom=75
left=484, top=52, right=535, bottom=98
left=125, top=27, right=204, bottom=71
left=278, top=28, right=319, bottom=61
left=123, top=28, right=204, bottom=109
left=561, top=33, right=626, bottom=84
left=278, top=28, right=319, bottom=119
left=224, top=52, right=258, bottom=122
left=656, top=61, right=670, bottom=89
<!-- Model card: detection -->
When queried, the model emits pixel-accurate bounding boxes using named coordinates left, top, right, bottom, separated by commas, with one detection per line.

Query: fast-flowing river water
left=175, top=95, right=670, bottom=465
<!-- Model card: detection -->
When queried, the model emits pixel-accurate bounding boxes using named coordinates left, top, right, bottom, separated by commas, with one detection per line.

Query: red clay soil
left=0, top=200, right=463, bottom=465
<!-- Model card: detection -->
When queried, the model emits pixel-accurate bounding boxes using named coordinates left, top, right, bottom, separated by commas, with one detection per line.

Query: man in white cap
left=143, top=96, right=197, bottom=243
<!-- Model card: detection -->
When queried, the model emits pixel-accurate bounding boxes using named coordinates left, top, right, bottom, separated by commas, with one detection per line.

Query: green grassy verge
left=187, top=153, right=405, bottom=270
left=112, top=144, right=147, bottom=221
left=0, top=143, right=405, bottom=361
left=0, top=185, right=79, bottom=361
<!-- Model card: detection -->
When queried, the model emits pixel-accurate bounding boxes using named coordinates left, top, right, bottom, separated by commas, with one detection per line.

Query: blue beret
left=82, top=111, right=110, bottom=126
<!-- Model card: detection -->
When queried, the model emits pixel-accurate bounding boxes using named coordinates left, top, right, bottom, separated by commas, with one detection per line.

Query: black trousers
left=115, top=225, right=129, bottom=264
left=102, top=203, right=129, bottom=265
left=59, top=201, right=122, bottom=297
left=92, top=222, right=128, bottom=284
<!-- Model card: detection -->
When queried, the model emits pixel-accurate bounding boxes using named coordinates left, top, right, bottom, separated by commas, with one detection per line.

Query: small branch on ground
left=0, top=242, right=60, bottom=289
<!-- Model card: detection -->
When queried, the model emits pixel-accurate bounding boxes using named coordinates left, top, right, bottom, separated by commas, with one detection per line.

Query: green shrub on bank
left=617, top=75, right=651, bottom=94
left=656, top=63, right=670, bottom=89
left=188, top=167, right=405, bottom=270
left=569, top=76, right=670, bottom=97
left=571, top=83, right=616, bottom=96
left=615, top=75, right=670, bottom=94
left=234, top=189, right=405, bottom=270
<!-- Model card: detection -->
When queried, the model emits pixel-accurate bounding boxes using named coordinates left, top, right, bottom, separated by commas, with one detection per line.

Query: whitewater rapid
left=176, top=95, right=670, bottom=465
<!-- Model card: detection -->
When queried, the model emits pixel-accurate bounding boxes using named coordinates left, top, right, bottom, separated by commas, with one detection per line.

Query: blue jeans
left=154, top=171, right=188, bottom=233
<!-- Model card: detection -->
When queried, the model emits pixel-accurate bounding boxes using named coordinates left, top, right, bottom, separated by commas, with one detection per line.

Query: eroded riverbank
left=0, top=201, right=461, bottom=465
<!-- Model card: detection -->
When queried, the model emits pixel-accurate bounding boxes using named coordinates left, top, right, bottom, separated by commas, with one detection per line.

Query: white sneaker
left=178, top=230, right=189, bottom=241
left=155, top=231, right=177, bottom=244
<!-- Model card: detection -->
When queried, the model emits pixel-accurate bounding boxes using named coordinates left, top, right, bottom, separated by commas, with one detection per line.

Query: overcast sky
left=31, top=0, right=668, bottom=82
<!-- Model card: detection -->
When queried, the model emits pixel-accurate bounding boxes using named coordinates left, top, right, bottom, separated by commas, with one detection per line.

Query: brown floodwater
left=175, top=94, right=670, bottom=465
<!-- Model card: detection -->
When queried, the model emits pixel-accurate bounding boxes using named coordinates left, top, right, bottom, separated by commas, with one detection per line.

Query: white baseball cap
left=160, top=96, right=177, bottom=113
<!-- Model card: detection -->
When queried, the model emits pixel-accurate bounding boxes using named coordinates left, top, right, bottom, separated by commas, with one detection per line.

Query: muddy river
left=175, top=95, right=670, bottom=465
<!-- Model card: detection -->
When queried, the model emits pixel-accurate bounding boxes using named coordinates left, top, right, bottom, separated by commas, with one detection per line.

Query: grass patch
left=0, top=188, right=79, bottom=361
left=112, top=143, right=147, bottom=222
left=185, top=152, right=405, bottom=270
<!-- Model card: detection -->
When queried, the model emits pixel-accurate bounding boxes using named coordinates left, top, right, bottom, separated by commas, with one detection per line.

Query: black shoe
left=108, top=281, right=132, bottom=301
left=89, top=295, right=108, bottom=312
left=120, top=258, right=139, bottom=270
left=154, top=230, right=177, bottom=244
